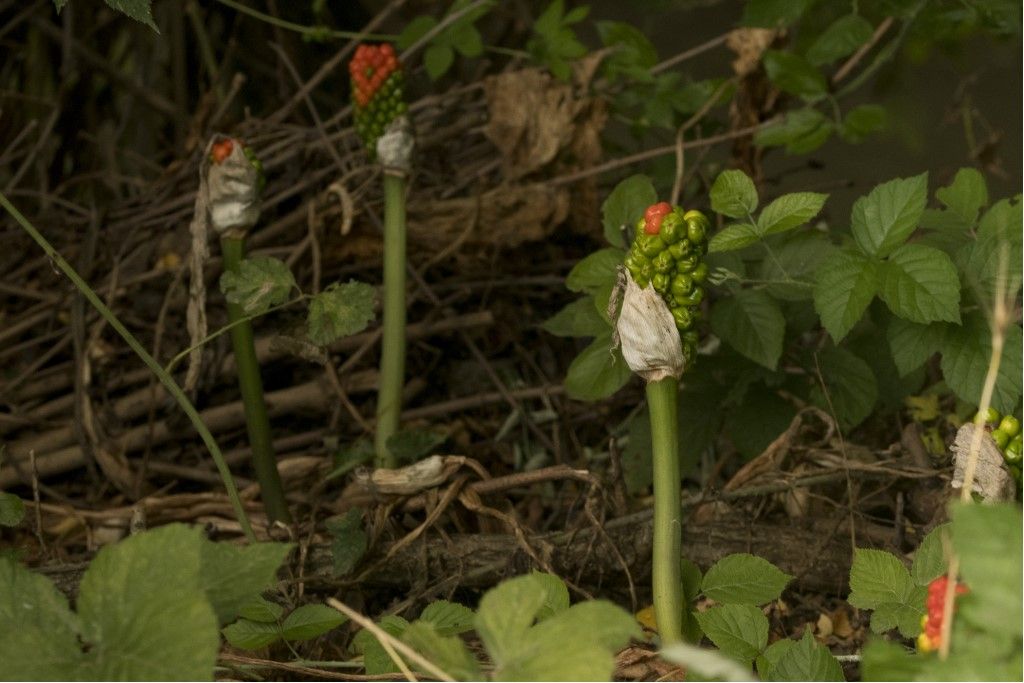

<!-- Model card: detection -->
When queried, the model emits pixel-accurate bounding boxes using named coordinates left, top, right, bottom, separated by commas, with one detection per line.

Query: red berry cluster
left=348, top=44, right=407, bottom=157
left=643, top=202, right=672, bottom=235
left=917, top=575, right=968, bottom=653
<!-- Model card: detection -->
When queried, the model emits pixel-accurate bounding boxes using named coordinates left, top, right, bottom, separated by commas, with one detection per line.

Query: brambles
left=917, top=575, right=968, bottom=653
left=623, top=202, right=709, bottom=364
left=350, top=43, right=408, bottom=159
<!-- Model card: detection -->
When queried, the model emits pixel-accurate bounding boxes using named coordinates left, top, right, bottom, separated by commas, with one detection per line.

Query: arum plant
left=206, top=137, right=291, bottom=524
left=349, top=43, right=413, bottom=468
left=614, top=202, right=709, bottom=644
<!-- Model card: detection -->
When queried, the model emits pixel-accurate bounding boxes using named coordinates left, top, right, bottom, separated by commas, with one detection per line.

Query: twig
left=832, top=17, right=894, bottom=84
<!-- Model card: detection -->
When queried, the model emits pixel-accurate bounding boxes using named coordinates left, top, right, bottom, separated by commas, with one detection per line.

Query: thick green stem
left=374, top=173, right=407, bottom=468
left=220, top=235, right=292, bottom=524
left=648, top=376, right=683, bottom=644
left=0, top=192, right=255, bottom=541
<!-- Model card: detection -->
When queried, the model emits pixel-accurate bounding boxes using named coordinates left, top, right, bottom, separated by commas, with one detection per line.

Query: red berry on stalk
left=211, top=139, right=234, bottom=164
left=643, top=202, right=673, bottom=235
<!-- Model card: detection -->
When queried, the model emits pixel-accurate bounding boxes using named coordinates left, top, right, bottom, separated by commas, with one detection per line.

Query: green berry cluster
left=623, top=202, right=709, bottom=363
left=976, top=407, right=1023, bottom=479
left=350, top=44, right=407, bottom=159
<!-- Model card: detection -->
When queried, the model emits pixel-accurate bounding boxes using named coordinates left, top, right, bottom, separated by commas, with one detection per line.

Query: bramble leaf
left=757, top=192, right=828, bottom=235
left=711, top=170, right=758, bottom=219
left=701, top=553, right=793, bottom=605
left=840, top=104, right=887, bottom=143
left=809, top=348, right=878, bottom=428
left=326, top=509, right=367, bottom=577
left=807, top=14, right=874, bottom=65
left=765, top=630, right=844, bottom=681
left=755, top=108, right=834, bottom=153
left=911, top=524, right=949, bottom=586
left=222, top=618, right=282, bottom=650
left=199, top=538, right=292, bottom=624
left=566, top=248, right=624, bottom=293
left=886, top=317, right=946, bottom=376
left=711, top=290, right=785, bottom=370
left=935, top=168, right=988, bottom=229
left=419, top=600, right=476, bottom=636
left=813, top=251, right=877, bottom=342
left=306, top=281, right=376, bottom=346
left=939, top=313, right=1022, bottom=414
left=601, top=175, right=657, bottom=247
left=220, top=256, right=296, bottom=316
left=877, top=244, right=961, bottom=324
left=402, top=621, right=482, bottom=680
left=848, top=548, right=924, bottom=638
left=851, top=173, right=929, bottom=257
left=709, top=223, right=760, bottom=252
left=564, top=331, right=632, bottom=401
left=104, top=0, right=158, bottom=31
left=281, top=604, right=347, bottom=641
left=763, top=50, right=827, bottom=100
left=695, top=604, right=768, bottom=666
left=542, top=297, right=610, bottom=338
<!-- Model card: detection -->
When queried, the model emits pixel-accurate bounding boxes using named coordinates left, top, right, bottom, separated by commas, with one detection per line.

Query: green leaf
left=935, top=168, right=988, bottom=228
left=725, top=387, right=797, bottom=459
left=755, top=108, right=834, bottom=153
left=869, top=596, right=925, bottom=638
left=964, top=197, right=1023, bottom=304
left=939, top=313, right=1022, bottom=414
left=910, top=524, right=949, bottom=586
left=0, top=557, right=84, bottom=679
left=419, top=600, right=476, bottom=636
left=564, top=332, right=632, bottom=401
left=53, top=0, right=70, bottom=12
left=105, top=0, right=158, bottom=31
left=951, top=502, right=1023, bottom=638
left=763, top=50, right=827, bottom=100
left=759, top=232, right=835, bottom=301
left=530, top=571, right=571, bottom=622
left=449, top=25, right=483, bottom=57
left=475, top=573, right=550, bottom=665
left=325, top=509, right=368, bottom=576
left=695, top=604, right=768, bottom=666
left=237, top=595, right=284, bottom=623
left=711, top=169, right=758, bottom=218
left=220, top=255, right=296, bottom=316
left=401, top=621, right=482, bottom=680
left=757, top=192, right=828, bottom=235
left=757, top=639, right=796, bottom=679
left=840, top=104, right=888, bottom=143
left=807, top=14, right=874, bottom=65
left=851, top=173, right=929, bottom=258
left=222, top=618, right=283, bottom=650
left=353, top=615, right=410, bottom=675
left=766, top=630, right=844, bottom=681
left=877, top=244, right=961, bottom=324
left=813, top=250, right=877, bottom=342
left=848, top=548, right=917, bottom=612
left=709, top=223, right=761, bottom=252
left=566, top=248, right=624, bottom=293
left=386, top=428, right=446, bottom=463
left=601, top=175, right=657, bottom=247
left=543, top=297, right=611, bottom=338
left=712, top=289, right=785, bottom=370
left=681, top=558, right=704, bottom=643
left=424, top=43, right=455, bottom=80
left=597, top=20, right=659, bottom=77
left=0, top=492, right=24, bottom=527
left=809, top=348, right=878, bottom=428
left=742, top=0, right=813, bottom=27
left=77, top=524, right=219, bottom=679
left=281, top=604, right=347, bottom=641
left=701, top=553, right=793, bottom=605
left=886, top=318, right=945, bottom=376
left=861, top=638, right=925, bottom=681
left=396, top=15, right=438, bottom=49
left=199, top=538, right=292, bottom=624
left=306, top=280, right=376, bottom=346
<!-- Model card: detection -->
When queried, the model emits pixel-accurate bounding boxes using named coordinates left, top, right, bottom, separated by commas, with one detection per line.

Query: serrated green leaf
left=711, top=290, right=785, bottom=370
left=306, top=280, right=375, bottom=346
left=220, top=255, right=296, bottom=316
left=475, top=573, right=550, bottom=665
left=936, top=168, right=988, bottom=228
left=809, top=347, right=878, bottom=428
left=939, top=313, right=1022, bottom=413
left=449, top=25, right=483, bottom=57
left=564, top=332, right=632, bottom=401
left=711, top=170, right=758, bottom=218
left=0, top=557, right=84, bottom=679
left=763, top=50, right=827, bottom=100
left=105, top=0, right=158, bottom=31
left=566, top=248, right=624, bottom=293
left=222, top=618, right=282, bottom=650
left=951, top=502, right=1023, bottom=638
left=396, top=15, right=438, bottom=49
left=848, top=548, right=915, bottom=610
left=542, top=297, right=610, bottom=338
left=756, top=108, right=834, bottom=153
left=861, top=638, right=925, bottom=681
left=199, top=538, right=292, bottom=624
left=402, top=621, right=482, bottom=680
left=878, top=244, right=961, bottom=324
left=237, top=595, right=284, bottom=623
left=813, top=250, right=877, bottom=342
left=757, top=192, right=828, bottom=235
left=601, top=175, right=657, bottom=247
left=840, top=104, right=888, bottom=143
left=386, top=428, right=446, bottom=464
left=0, top=492, right=24, bottom=527
left=759, top=232, right=835, bottom=301
left=353, top=615, right=410, bottom=675
left=911, top=524, right=949, bottom=586
left=851, top=173, right=929, bottom=257
left=757, top=638, right=796, bottom=679
left=742, top=0, right=813, bottom=27
left=965, top=197, right=1023, bottom=304
left=709, top=223, right=760, bottom=252
left=325, top=509, right=367, bottom=577
left=419, top=600, right=475, bottom=636
left=529, top=571, right=571, bottom=622
left=281, top=603, right=347, bottom=641
left=77, top=524, right=219, bottom=679
left=767, top=630, right=844, bottom=681
left=681, top=558, right=704, bottom=643
left=869, top=596, right=926, bottom=638
left=695, top=604, right=768, bottom=666
left=424, top=43, right=455, bottom=80
left=886, top=317, right=946, bottom=376
left=597, top=20, right=659, bottom=78
left=701, top=553, right=793, bottom=605
left=807, top=14, right=874, bottom=65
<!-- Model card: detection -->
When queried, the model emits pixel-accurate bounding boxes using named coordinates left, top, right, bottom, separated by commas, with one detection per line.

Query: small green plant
left=349, top=44, right=414, bottom=469
left=222, top=599, right=347, bottom=650
left=396, top=0, right=495, bottom=80
left=0, top=524, right=291, bottom=679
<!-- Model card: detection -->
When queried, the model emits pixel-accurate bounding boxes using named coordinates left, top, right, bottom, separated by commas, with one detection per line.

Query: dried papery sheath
left=951, top=423, right=1017, bottom=502
left=207, top=138, right=261, bottom=234
left=614, top=268, right=685, bottom=383
left=377, top=116, right=415, bottom=176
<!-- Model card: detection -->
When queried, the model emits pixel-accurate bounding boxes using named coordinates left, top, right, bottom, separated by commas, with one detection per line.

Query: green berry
left=1005, top=436, right=1023, bottom=464
left=691, top=262, right=709, bottom=284
left=670, top=273, right=694, bottom=299
left=991, top=428, right=1011, bottom=450
left=652, top=251, right=675, bottom=274
left=668, top=240, right=692, bottom=260
left=652, top=273, right=670, bottom=294
left=676, top=286, right=704, bottom=307
left=998, top=415, right=1021, bottom=438
left=684, top=210, right=708, bottom=243
left=660, top=211, right=685, bottom=244
left=978, top=407, right=1001, bottom=425
left=671, top=306, right=694, bottom=329
left=637, top=234, right=666, bottom=258
left=676, top=254, right=699, bottom=273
